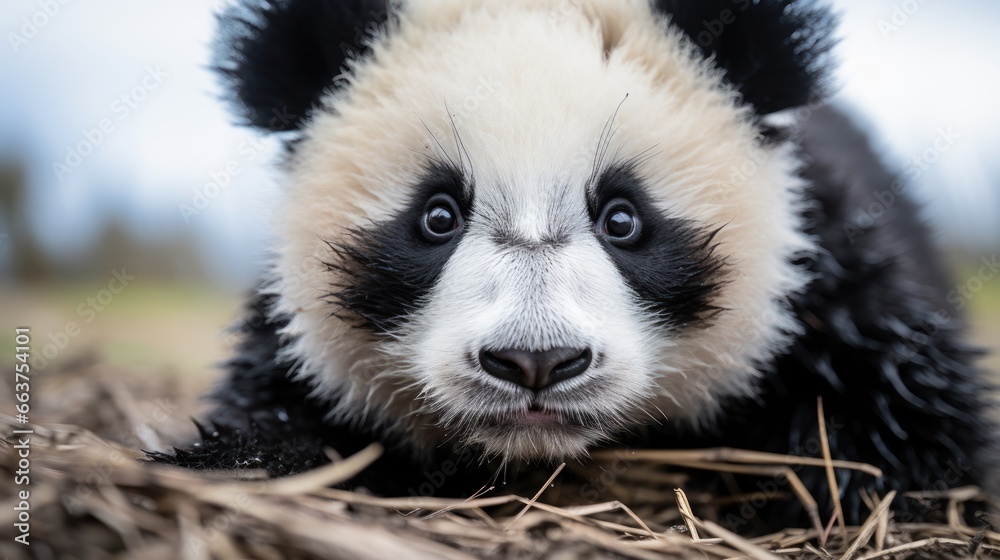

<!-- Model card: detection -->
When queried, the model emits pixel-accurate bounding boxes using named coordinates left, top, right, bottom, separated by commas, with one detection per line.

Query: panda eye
left=597, top=199, right=641, bottom=245
left=421, top=194, right=462, bottom=242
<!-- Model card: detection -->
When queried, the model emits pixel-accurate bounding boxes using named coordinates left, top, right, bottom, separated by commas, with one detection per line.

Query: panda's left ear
left=652, top=0, right=836, bottom=115
left=214, top=0, right=391, bottom=133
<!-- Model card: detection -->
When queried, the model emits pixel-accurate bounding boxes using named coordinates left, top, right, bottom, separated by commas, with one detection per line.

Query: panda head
left=217, top=0, right=833, bottom=462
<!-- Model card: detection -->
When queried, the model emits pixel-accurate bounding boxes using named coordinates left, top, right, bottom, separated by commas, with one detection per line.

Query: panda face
left=392, top=163, right=673, bottom=461
left=245, top=0, right=825, bottom=460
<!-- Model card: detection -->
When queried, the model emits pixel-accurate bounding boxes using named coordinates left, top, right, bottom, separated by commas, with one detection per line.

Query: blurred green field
left=1, top=278, right=998, bottom=390
left=0, top=282, right=244, bottom=391
left=954, top=261, right=1000, bottom=376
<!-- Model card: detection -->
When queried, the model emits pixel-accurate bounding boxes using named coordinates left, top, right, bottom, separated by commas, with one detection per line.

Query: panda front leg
left=718, top=254, right=997, bottom=526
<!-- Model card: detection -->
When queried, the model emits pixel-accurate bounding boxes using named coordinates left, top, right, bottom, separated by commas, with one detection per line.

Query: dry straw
left=0, top=367, right=996, bottom=559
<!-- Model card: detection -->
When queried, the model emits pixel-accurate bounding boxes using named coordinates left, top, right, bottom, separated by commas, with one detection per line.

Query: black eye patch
left=322, top=163, right=471, bottom=335
left=589, top=163, right=726, bottom=329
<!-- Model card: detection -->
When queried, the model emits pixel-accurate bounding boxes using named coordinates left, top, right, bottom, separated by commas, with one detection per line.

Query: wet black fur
left=154, top=0, right=997, bottom=531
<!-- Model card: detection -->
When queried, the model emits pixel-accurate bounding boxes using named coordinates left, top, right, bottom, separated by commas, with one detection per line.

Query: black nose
left=479, top=347, right=592, bottom=390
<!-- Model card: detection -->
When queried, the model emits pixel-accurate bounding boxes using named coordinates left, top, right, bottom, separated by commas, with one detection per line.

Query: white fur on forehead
left=271, top=0, right=813, bottom=438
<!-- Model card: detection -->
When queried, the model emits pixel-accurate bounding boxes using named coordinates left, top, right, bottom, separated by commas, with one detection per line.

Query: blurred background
left=0, top=0, right=998, bottom=390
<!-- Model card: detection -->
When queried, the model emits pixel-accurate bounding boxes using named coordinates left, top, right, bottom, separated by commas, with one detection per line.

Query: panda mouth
left=515, top=403, right=564, bottom=426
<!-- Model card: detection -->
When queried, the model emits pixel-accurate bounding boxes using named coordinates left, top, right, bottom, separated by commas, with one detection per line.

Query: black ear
left=214, top=0, right=391, bottom=132
left=652, top=0, right=835, bottom=115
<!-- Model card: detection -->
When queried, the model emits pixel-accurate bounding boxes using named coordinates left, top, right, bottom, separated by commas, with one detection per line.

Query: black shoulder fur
left=649, top=106, right=998, bottom=529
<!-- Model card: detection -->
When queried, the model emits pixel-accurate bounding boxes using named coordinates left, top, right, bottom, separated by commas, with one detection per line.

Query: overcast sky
left=1, top=0, right=998, bottom=283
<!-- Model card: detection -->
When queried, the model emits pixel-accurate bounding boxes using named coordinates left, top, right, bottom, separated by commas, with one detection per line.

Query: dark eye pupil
left=606, top=211, right=635, bottom=238
left=426, top=206, right=456, bottom=233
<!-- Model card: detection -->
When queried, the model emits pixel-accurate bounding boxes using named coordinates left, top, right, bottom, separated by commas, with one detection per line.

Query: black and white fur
left=155, top=0, right=998, bottom=528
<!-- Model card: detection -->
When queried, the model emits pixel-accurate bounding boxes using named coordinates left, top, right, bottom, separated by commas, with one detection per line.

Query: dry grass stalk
left=817, top=397, right=847, bottom=545
left=0, top=366, right=996, bottom=560
left=503, top=462, right=565, bottom=530
left=837, top=490, right=896, bottom=560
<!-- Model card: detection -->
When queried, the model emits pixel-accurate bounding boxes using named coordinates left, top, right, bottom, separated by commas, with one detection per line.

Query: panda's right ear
left=214, top=0, right=391, bottom=132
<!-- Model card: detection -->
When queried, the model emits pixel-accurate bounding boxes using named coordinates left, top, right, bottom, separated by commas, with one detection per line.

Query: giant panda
left=155, top=0, right=998, bottom=528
